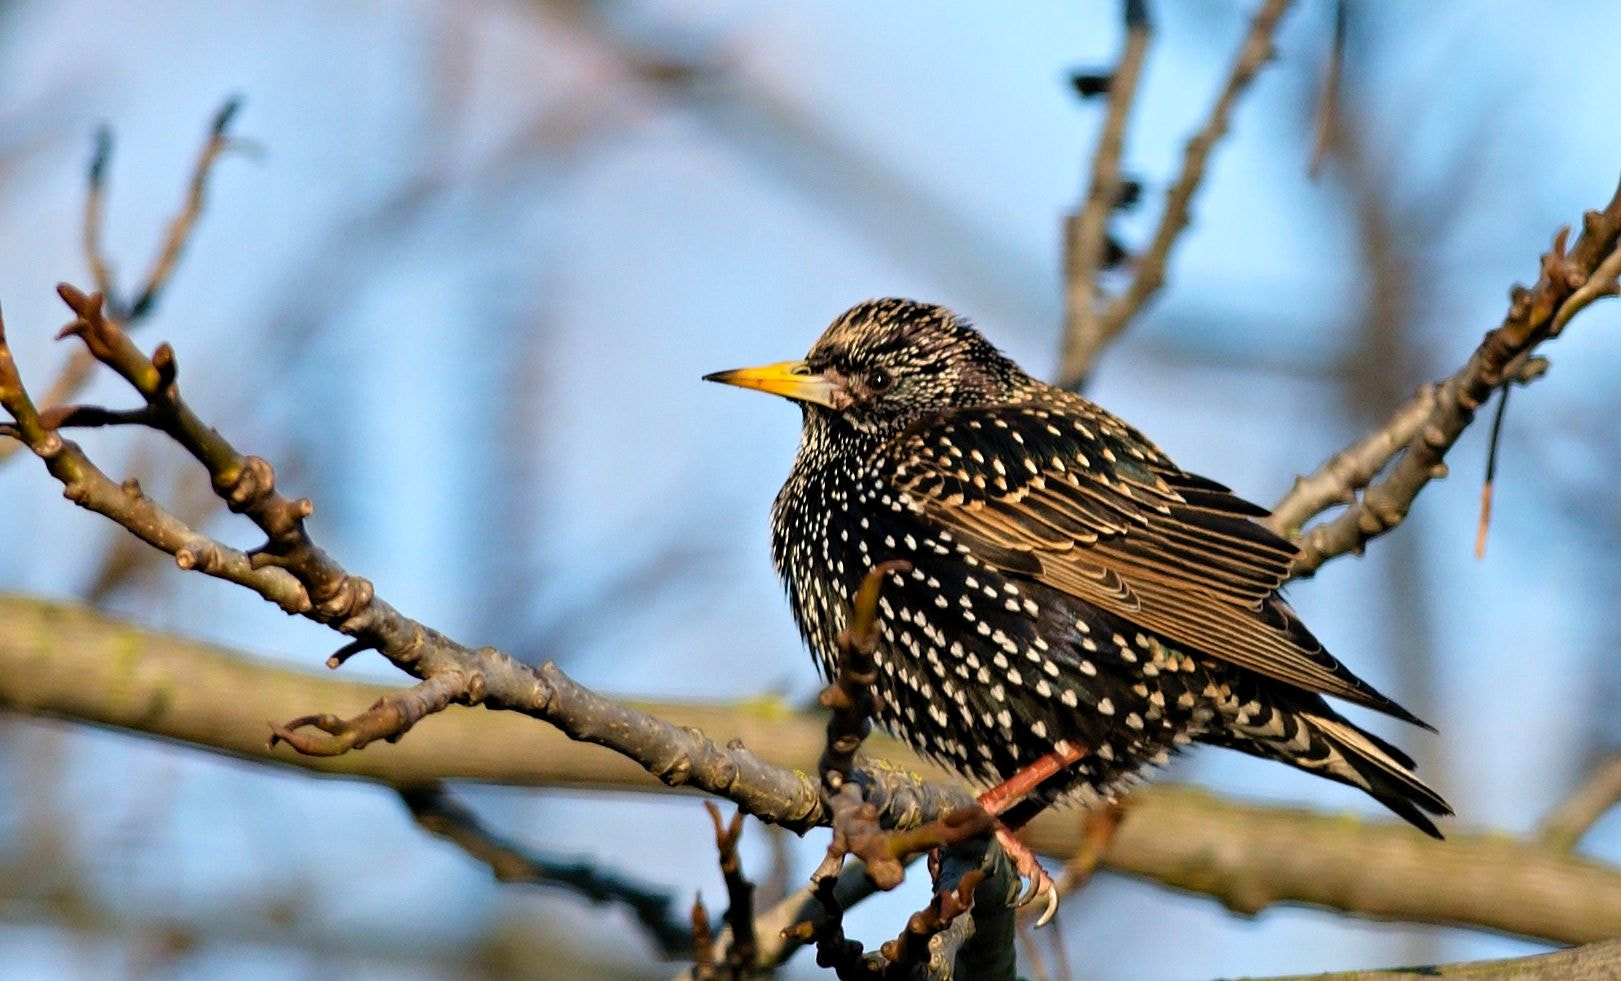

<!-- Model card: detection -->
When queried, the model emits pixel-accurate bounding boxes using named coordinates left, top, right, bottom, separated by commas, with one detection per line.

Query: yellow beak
left=703, top=359, right=839, bottom=409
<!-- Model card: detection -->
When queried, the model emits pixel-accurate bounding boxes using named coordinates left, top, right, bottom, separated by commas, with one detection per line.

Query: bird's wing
left=877, top=401, right=1426, bottom=727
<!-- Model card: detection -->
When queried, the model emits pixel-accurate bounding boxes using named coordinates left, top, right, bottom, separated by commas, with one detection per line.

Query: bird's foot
left=994, top=823, right=1059, bottom=928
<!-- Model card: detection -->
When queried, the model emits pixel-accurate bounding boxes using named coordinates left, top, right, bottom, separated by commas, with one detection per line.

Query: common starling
left=706, top=299, right=1450, bottom=908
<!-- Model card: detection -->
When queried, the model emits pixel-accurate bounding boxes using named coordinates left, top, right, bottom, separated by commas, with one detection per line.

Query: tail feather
left=1209, top=703, right=1452, bottom=838
left=1299, top=713, right=1452, bottom=839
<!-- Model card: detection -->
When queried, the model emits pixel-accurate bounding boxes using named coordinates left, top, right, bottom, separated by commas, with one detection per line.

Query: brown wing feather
left=881, top=401, right=1427, bottom=727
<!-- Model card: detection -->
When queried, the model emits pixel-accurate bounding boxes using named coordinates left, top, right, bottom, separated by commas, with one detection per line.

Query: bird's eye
left=868, top=368, right=893, bottom=392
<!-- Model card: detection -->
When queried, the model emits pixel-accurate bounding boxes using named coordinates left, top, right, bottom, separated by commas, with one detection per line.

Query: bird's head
left=705, top=299, right=1023, bottom=437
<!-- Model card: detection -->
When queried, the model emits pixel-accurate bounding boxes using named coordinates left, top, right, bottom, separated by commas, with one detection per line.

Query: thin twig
left=813, top=560, right=996, bottom=891
left=1307, top=0, right=1347, bottom=180
left=1082, top=0, right=1298, bottom=374
left=0, top=100, right=243, bottom=468
left=1474, top=385, right=1511, bottom=558
left=125, top=97, right=244, bottom=321
left=400, top=784, right=692, bottom=957
left=702, top=801, right=759, bottom=978
left=83, top=124, right=115, bottom=303
left=819, top=560, right=910, bottom=794
left=783, top=876, right=873, bottom=979
left=1060, top=0, right=1152, bottom=388
left=692, top=894, right=716, bottom=979
left=882, top=869, right=985, bottom=979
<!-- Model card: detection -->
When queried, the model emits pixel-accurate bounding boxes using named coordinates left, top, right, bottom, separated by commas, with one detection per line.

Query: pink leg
left=973, top=743, right=1089, bottom=927
left=976, top=743, right=1089, bottom=818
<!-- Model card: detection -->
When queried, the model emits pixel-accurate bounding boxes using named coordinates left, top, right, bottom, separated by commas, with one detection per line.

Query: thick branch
left=3, top=595, right=1618, bottom=948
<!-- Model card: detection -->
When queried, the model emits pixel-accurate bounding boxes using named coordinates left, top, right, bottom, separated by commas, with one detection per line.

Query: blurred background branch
left=2, top=595, right=1618, bottom=953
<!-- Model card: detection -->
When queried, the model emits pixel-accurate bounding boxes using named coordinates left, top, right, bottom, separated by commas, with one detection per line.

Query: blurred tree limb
left=1255, top=937, right=1621, bottom=981
left=400, top=783, right=695, bottom=958
left=2, top=593, right=1619, bottom=952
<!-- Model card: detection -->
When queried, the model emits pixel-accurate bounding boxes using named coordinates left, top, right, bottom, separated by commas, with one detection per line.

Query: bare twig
left=1270, top=181, right=1621, bottom=576
left=1065, top=0, right=1297, bottom=385
left=701, top=801, right=758, bottom=978
left=0, top=101, right=246, bottom=471
left=1060, top=0, right=1152, bottom=388
left=125, top=98, right=244, bottom=321
left=692, top=894, right=716, bottom=978
left=1474, top=385, right=1511, bottom=558
left=268, top=672, right=471, bottom=756
left=794, top=561, right=1015, bottom=977
left=819, top=560, right=910, bottom=794
left=881, top=869, right=984, bottom=979
left=813, top=561, right=997, bottom=891
left=399, top=784, right=691, bottom=957
left=82, top=98, right=244, bottom=322
left=693, top=861, right=880, bottom=978
left=1307, top=0, right=1347, bottom=180
left=1538, top=754, right=1621, bottom=853
left=928, top=839, right=1015, bottom=981
left=782, top=876, right=872, bottom=979
left=83, top=124, right=115, bottom=301
left=1266, top=382, right=1439, bottom=538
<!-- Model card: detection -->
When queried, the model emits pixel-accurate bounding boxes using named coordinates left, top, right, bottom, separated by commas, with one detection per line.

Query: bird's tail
left=1214, top=704, right=1453, bottom=838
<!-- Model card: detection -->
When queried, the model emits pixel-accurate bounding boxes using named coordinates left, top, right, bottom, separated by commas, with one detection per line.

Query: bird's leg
left=973, top=742, right=1088, bottom=928
left=976, top=742, right=1088, bottom=817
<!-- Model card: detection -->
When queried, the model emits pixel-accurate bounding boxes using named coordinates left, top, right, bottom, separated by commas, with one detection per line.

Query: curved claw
left=1015, top=870, right=1040, bottom=907
left=1034, top=882, right=1060, bottom=928
left=994, top=824, right=1061, bottom=927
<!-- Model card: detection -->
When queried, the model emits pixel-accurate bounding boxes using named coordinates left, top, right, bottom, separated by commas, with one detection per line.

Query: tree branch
left=1251, top=937, right=1621, bottom=981
left=0, top=100, right=243, bottom=468
left=1267, top=180, right=1621, bottom=575
left=1060, top=0, right=1152, bottom=388
left=1065, top=0, right=1296, bottom=384
left=3, top=594, right=1618, bottom=949
left=1537, top=753, right=1621, bottom=853
left=699, top=801, right=758, bottom=977
left=0, top=291, right=987, bottom=850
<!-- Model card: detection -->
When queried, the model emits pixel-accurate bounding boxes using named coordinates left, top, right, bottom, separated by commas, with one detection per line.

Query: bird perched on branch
left=706, top=299, right=1450, bottom=914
